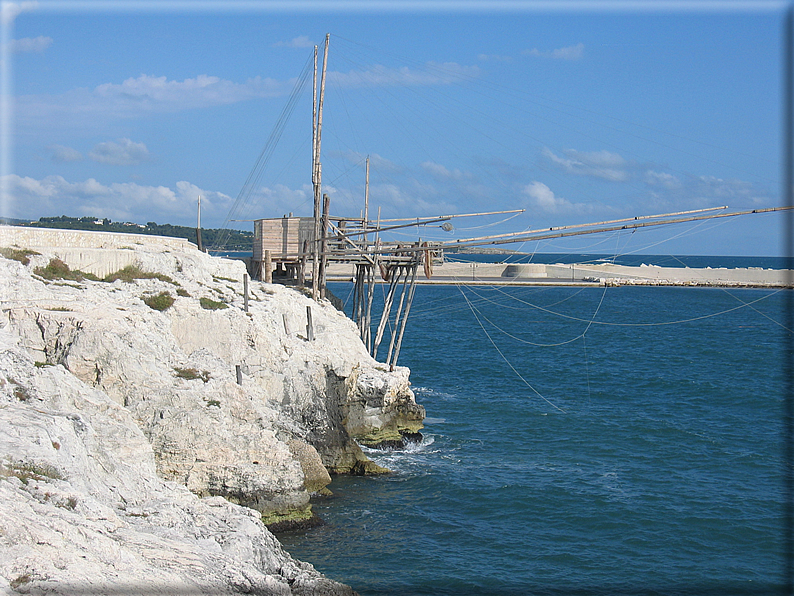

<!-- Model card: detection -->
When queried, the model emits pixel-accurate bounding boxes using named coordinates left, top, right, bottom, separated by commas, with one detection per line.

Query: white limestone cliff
left=0, top=232, right=425, bottom=594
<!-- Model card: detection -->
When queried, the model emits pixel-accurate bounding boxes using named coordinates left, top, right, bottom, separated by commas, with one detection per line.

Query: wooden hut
left=252, top=216, right=314, bottom=280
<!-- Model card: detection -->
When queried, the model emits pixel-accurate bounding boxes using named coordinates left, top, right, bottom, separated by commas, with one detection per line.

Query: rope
left=458, top=285, right=566, bottom=414
left=211, top=52, right=313, bottom=251
left=481, top=283, right=783, bottom=327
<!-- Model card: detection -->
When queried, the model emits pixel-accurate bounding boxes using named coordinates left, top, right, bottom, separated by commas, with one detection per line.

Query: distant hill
left=0, top=216, right=32, bottom=226
left=12, top=215, right=254, bottom=251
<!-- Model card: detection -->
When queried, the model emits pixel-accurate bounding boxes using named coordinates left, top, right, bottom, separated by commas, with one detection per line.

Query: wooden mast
left=364, top=156, right=370, bottom=243
left=196, top=195, right=203, bottom=252
left=312, top=34, right=330, bottom=301
left=310, top=44, right=318, bottom=292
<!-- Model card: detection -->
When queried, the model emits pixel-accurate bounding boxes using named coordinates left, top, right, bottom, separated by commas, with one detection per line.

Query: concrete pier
left=326, top=259, right=792, bottom=288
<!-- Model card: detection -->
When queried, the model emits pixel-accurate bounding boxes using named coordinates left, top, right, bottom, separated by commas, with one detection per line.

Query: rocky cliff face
left=0, top=329, right=356, bottom=595
left=0, top=237, right=424, bottom=594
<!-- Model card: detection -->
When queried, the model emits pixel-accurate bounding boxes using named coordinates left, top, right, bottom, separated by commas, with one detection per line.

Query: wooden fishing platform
left=234, top=34, right=793, bottom=370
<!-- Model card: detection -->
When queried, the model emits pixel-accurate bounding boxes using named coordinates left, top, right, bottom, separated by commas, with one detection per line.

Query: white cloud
left=1, top=2, right=38, bottom=26
left=250, top=183, right=314, bottom=217
left=421, top=161, right=471, bottom=181
left=273, top=36, right=314, bottom=48
left=524, top=43, right=584, bottom=61
left=334, top=150, right=402, bottom=173
left=523, top=181, right=571, bottom=212
left=478, top=54, right=512, bottom=62
left=693, top=175, right=764, bottom=204
left=48, top=144, right=83, bottom=163
left=1, top=174, right=233, bottom=225
left=9, top=35, right=52, bottom=53
left=522, top=181, right=596, bottom=215
left=16, top=74, right=297, bottom=129
left=329, top=62, right=480, bottom=88
left=17, top=61, right=478, bottom=133
left=368, top=182, right=457, bottom=217
left=542, top=147, right=628, bottom=182
left=93, top=73, right=292, bottom=109
left=88, top=138, right=150, bottom=166
left=645, top=170, right=681, bottom=190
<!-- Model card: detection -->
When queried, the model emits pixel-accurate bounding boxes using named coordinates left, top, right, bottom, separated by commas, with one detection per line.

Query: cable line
left=211, top=52, right=314, bottom=251
left=458, top=285, right=567, bottom=414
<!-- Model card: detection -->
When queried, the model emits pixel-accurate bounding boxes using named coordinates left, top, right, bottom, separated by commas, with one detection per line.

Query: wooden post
left=243, top=273, right=249, bottom=312
left=264, top=250, right=272, bottom=284
left=236, top=365, right=242, bottom=385
left=319, top=193, right=330, bottom=298
left=386, top=265, right=412, bottom=366
left=373, top=266, right=402, bottom=359
left=299, top=239, right=308, bottom=287
left=283, top=313, right=290, bottom=335
left=390, top=263, right=418, bottom=371
left=306, top=306, right=314, bottom=341
left=196, top=195, right=204, bottom=252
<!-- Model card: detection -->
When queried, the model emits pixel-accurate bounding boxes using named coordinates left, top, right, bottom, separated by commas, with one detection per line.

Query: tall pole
left=312, top=34, right=330, bottom=301
left=364, top=155, right=370, bottom=246
left=196, top=195, right=203, bottom=252
left=311, top=44, right=319, bottom=299
left=319, top=193, right=330, bottom=298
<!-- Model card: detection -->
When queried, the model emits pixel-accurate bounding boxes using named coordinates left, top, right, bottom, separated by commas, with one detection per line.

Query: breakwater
left=326, top=259, right=792, bottom=287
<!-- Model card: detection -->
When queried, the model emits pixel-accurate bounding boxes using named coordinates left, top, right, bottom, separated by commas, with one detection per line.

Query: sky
left=1, top=0, right=790, bottom=256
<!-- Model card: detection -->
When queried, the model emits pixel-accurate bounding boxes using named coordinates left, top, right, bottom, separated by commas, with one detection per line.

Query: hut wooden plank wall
left=253, top=217, right=314, bottom=280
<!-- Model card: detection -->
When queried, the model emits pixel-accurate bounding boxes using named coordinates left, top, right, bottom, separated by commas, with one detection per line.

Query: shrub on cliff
left=34, top=258, right=99, bottom=282
left=199, top=297, right=228, bottom=310
left=173, top=367, right=210, bottom=383
left=0, top=247, right=40, bottom=265
left=143, top=291, right=175, bottom=311
left=104, top=265, right=176, bottom=285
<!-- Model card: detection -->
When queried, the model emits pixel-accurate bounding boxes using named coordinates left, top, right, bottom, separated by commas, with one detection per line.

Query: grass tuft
left=143, top=291, right=175, bottom=311
left=34, top=258, right=99, bottom=282
left=1, top=461, right=64, bottom=485
left=104, top=265, right=177, bottom=285
left=0, top=247, right=40, bottom=265
left=199, top=297, right=228, bottom=310
left=173, top=367, right=210, bottom=383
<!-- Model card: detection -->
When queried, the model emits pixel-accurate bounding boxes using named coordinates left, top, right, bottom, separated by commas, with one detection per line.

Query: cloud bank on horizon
left=2, top=5, right=784, bottom=255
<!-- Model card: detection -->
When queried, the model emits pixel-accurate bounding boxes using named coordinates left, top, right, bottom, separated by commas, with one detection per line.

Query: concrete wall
left=0, top=225, right=195, bottom=251
left=0, top=225, right=198, bottom=278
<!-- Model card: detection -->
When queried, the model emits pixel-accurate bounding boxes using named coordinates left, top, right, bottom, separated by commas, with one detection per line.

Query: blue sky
left=1, top=1, right=789, bottom=255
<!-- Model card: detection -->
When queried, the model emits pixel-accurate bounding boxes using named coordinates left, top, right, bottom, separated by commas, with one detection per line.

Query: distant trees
left=20, top=216, right=254, bottom=251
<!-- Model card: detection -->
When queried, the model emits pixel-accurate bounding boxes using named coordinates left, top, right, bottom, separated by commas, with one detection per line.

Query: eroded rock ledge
left=0, top=230, right=425, bottom=594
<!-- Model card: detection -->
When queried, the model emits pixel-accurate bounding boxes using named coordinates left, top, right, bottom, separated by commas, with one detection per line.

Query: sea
left=270, top=254, right=792, bottom=596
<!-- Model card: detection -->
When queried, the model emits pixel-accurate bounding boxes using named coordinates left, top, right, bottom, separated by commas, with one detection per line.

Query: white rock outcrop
left=0, top=328, right=354, bottom=595
left=0, top=232, right=425, bottom=594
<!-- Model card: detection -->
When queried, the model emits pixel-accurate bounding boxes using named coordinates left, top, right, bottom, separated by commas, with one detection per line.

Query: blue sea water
left=277, top=258, right=791, bottom=596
